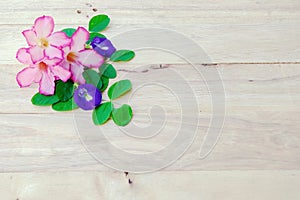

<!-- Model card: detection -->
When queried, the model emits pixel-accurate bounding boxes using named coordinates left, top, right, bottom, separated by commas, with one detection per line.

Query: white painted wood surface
left=0, top=0, right=299, bottom=199
left=1, top=171, right=300, bottom=200
left=0, top=0, right=300, bottom=64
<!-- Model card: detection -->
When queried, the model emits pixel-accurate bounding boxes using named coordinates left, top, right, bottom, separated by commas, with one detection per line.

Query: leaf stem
left=101, top=98, right=122, bottom=106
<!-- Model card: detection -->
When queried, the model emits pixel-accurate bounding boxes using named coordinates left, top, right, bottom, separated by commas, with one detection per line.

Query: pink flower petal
left=28, top=46, right=45, bottom=63
left=70, top=27, right=89, bottom=51
left=39, top=70, right=55, bottom=95
left=45, top=45, right=63, bottom=60
left=59, top=60, right=71, bottom=70
left=34, top=16, right=54, bottom=38
left=51, top=66, right=71, bottom=82
left=70, top=63, right=85, bottom=84
left=48, top=31, right=71, bottom=47
left=77, top=49, right=104, bottom=68
left=34, top=68, right=43, bottom=82
left=16, top=66, right=41, bottom=87
left=16, top=48, right=33, bottom=64
left=22, top=30, right=37, bottom=46
left=43, top=57, right=62, bottom=66
left=62, top=46, right=71, bottom=55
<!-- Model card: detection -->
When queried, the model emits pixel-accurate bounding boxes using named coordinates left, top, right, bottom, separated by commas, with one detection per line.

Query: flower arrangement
left=16, top=15, right=135, bottom=126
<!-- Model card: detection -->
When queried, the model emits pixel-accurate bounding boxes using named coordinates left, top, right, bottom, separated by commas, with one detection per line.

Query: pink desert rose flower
left=16, top=48, right=71, bottom=95
left=60, top=27, right=104, bottom=84
left=22, top=15, right=70, bottom=63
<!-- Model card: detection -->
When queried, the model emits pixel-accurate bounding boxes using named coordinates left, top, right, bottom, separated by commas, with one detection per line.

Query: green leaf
left=112, top=104, right=133, bottom=126
left=100, top=76, right=109, bottom=92
left=31, top=93, right=59, bottom=106
left=108, top=79, right=132, bottom=100
left=89, top=14, right=110, bottom=32
left=52, top=98, right=78, bottom=111
left=92, top=102, right=113, bottom=125
left=55, top=80, right=74, bottom=102
left=87, top=32, right=106, bottom=44
left=82, top=69, right=102, bottom=89
left=99, top=63, right=117, bottom=79
left=62, top=28, right=76, bottom=37
left=110, top=50, right=135, bottom=62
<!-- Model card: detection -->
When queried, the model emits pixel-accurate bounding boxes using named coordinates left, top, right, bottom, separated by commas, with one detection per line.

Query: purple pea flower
left=74, top=84, right=102, bottom=110
left=91, top=36, right=116, bottom=58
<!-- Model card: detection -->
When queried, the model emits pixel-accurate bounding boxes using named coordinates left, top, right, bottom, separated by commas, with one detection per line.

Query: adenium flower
left=91, top=37, right=116, bottom=57
left=16, top=48, right=71, bottom=95
left=60, top=27, right=105, bottom=84
left=22, top=16, right=70, bottom=63
left=74, top=84, right=102, bottom=110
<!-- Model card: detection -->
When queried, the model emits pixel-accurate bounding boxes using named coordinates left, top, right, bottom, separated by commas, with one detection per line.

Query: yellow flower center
left=38, top=38, right=49, bottom=48
left=67, top=52, right=77, bottom=63
left=38, top=62, right=48, bottom=71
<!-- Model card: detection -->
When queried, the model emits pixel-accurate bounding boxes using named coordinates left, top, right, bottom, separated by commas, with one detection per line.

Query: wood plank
left=0, top=171, right=300, bottom=200
left=0, top=0, right=299, bottom=64
left=2, top=63, right=299, bottom=113
left=0, top=111, right=299, bottom=172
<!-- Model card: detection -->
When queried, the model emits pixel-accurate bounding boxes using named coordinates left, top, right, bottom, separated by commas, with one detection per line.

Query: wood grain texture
left=2, top=63, right=300, bottom=114
left=1, top=0, right=300, bottom=198
left=1, top=171, right=300, bottom=200
left=0, top=63, right=299, bottom=172
left=0, top=0, right=299, bottom=64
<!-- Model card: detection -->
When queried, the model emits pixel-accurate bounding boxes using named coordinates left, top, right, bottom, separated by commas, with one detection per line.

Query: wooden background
left=0, top=0, right=299, bottom=199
